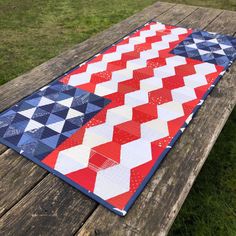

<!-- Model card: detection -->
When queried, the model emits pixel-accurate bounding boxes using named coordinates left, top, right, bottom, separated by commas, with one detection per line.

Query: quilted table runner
left=0, top=21, right=235, bottom=216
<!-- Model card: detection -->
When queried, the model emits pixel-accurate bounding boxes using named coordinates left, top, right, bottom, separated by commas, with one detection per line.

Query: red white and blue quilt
left=0, top=21, right=235, bottom=216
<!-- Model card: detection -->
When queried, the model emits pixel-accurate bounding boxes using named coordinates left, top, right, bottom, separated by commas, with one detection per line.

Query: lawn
left=0, top=0, right=235, bottom=235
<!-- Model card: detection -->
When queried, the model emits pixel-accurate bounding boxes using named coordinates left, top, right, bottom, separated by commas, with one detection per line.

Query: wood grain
left=0, top=175, right=97, bottom=236
left=0, top=149, right=47, bottom=217
left=77, top=8, right=236, bottom=236
left=205, top=10, right=236, bottom=34
left=0, top=145, right=7, bottom=156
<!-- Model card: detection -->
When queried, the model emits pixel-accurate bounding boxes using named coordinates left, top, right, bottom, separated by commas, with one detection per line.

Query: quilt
left=0, top=21, right=235, bottom=216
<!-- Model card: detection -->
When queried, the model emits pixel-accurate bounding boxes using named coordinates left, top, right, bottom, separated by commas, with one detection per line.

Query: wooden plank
left=205, top=10, right=236, bottom=34
left=179, top=7, right=222, bottom=29
left=0, top=149, right=47, bottom=217
left=0, top=145, right=7, bottom=155
left=0, top=150, right=25, bottom=179
left=77, top=9, right=236, bottom=236
left=0, top=2, right=185, bottom=235
left=154, top=4, right=197, bottom=25
left=0, top=175, right=97, bottom=235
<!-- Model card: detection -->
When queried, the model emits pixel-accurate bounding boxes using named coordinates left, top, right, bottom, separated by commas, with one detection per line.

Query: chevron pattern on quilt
left=0, top=21, right=235, bottom=216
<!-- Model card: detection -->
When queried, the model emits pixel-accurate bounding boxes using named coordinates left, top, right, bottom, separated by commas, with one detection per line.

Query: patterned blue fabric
left=0, top=82, right=110, bottom=160
left=171, top=30, right=236, bottom=68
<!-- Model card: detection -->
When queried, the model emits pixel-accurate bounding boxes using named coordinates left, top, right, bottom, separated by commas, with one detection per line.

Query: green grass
left=169, top=109, right=236, bottom=236
left=0, top=0, right=235, bottom=235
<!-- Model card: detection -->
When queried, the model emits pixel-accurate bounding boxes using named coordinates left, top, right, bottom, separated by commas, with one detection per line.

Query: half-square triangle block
left=0, top=81, right=110, bottom=160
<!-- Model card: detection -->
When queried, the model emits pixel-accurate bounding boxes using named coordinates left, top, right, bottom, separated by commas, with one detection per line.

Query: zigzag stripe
left=52, top=29, right=191, bottom=177
left=92, top=62, right=220, bottom=200
left=64, top=22, right=166, bottom=86
left=61, top=23, right=189, bottom=88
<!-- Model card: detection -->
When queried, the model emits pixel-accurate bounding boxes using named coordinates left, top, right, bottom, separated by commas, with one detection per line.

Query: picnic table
left=0, top=2, right=235, bottom=235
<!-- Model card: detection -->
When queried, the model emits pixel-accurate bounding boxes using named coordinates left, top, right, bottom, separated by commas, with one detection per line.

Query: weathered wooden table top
left=0, top=2, right=235, bottom=235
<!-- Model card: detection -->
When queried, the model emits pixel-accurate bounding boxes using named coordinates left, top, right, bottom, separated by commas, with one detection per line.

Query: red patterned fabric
left=41, top=22, right=224, bottom=215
